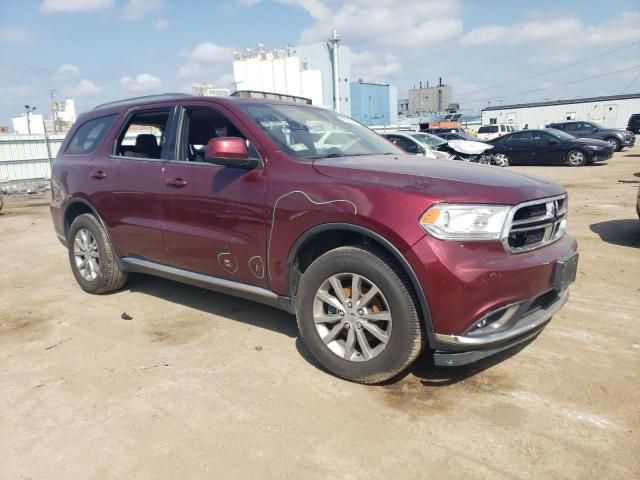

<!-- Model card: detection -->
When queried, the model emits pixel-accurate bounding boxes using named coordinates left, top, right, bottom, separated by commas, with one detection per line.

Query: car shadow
left=125, top=273, right=299, bottom=338
left=590, top=219, right=640, bottom=248
left=624, top=153, right=640, bottom=158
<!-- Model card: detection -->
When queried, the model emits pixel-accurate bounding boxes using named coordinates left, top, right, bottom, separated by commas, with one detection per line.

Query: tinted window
left=114, top=109, right=171, bottom=159
left=478, top=126, right=498, bottom=133
left=505, top=132, right=532, bottom=143
left=531, top=131, right=552, bottom=143
left=386, top=135, right=421, bottom=153
left=178, top=107, right=260, bottom=163
left=66, top=115, right=115, bottom=154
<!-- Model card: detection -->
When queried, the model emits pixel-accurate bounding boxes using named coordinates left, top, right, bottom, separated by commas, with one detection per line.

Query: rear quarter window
left=66, top=115, right=116, bottom=155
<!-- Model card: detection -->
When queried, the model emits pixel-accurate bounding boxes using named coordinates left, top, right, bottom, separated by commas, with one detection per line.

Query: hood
left=312, top=154, right=565, bottom=205
left=571, top=137, right=613, bottom=148
left=447, top=139, right=493, bottom=154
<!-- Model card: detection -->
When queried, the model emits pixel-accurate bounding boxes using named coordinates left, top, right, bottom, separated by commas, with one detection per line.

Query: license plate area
left=554, top=253, right=578, bottom=292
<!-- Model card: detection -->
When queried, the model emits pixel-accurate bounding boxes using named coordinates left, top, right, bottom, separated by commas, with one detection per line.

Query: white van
left=476, top=124, right=513, bottom=140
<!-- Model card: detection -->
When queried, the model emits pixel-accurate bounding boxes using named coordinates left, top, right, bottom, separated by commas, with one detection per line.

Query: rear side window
left=66, top=115, right=115, bottom=154
left=478, top=126, right=498, bottom=134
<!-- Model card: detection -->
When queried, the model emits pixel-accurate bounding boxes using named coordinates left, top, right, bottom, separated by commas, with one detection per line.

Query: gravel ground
left=1, top=146, right=639, bottom=479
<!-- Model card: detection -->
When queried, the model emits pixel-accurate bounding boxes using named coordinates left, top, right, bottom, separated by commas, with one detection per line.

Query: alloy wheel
left=73, top=228, right=100, bottom=281
left=568, top=151, right=585, bottom=166
left=494, top=153, right=509, bottom=167
left=313, top=273, right=392, bottom=362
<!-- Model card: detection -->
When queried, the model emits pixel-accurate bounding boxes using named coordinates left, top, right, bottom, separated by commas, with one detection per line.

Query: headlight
left=420, top=204, right=510, bottom=241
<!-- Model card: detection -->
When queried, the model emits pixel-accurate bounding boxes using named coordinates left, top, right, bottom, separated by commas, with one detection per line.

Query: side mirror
left=204, top=137, right=258, bottom=169
left=548, top=138, right=558, bottom=144
left=592, top=128, right=599, bottom=132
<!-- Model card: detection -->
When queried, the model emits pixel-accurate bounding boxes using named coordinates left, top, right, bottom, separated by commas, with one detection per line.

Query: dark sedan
left=488, top=129, right=614, bottom=167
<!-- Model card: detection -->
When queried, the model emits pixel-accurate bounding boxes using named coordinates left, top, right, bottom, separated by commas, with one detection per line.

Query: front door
left=161, top=104, right=269, bottom=288
left=530, top=131, right=563, bottom=164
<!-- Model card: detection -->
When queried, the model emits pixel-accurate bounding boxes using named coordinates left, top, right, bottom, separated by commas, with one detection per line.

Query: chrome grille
left=504, top=195, right=567, bottom=253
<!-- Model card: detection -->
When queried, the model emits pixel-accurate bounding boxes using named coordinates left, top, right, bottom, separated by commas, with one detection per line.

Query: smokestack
left=419, top=81, right=422, bottom=88
left=329, top=29, right=341, bottom=113
left=426, top=80, right=429, bottom=88
left=439, top=77, right=442, bottom=86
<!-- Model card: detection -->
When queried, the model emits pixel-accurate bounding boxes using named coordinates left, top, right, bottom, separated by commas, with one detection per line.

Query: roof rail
left=93, top=93, right=192, bottom=110
left=231, top=90, right=312, bottom=105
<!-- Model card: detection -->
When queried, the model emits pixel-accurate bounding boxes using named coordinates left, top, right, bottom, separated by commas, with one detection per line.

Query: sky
left=1, top=0, right=639, bottom=125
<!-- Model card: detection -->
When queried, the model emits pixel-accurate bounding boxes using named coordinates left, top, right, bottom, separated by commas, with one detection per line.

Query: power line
left=464, top=63, right=640, bottom=105
left=456, top=41, right=640, bottom=97
left=620, top=69, right=640, bottom=94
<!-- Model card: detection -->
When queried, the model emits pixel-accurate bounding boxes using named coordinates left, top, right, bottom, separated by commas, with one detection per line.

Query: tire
left=604, top=137, right=621, bottom=151
left=67, top=213, right=128, bottom=294
left=566, top=149, right=587, bottom=167
left=296, top=245, right=424, bottom=384
left=493, top=152, right=510, bottom=167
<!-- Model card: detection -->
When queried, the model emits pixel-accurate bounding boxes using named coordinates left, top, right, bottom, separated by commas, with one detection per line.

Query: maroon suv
left=50, top=94, right=578, bottom=383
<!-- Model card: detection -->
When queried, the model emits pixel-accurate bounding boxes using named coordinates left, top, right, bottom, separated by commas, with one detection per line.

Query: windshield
left=548, top=129, right=576, bottom=141
left=407, top=132, right=446, bottom=148
left=239, top=103, right=399, bottom=158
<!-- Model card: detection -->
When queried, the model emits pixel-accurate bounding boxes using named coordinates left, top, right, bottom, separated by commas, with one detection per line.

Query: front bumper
left=432, top=289, right=568, bottom=366
left=623, top=135, right=635, bottom=147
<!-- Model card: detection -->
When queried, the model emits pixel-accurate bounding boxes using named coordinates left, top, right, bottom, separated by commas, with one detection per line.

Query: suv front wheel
left=67, top=213, right=128, bottom=294
left=296, top=245, right=424, bottom=384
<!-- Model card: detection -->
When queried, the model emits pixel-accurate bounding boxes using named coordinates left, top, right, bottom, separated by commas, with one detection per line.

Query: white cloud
left=53, top=64, right=80, bottom=81
left=71, top=79, right=101, bottom=97
left=178, top=42, right=235, bottom=81
left=0, top=28, right=31, bottom=42
left=123, top=0, right=164, bottom=21
left=40, top=0, right=114, bottom=13
left=153, top=18, right=168, bottom=30
left=351, top=50, right=401, bottom=82
left=120, top=73, right=162, bottom=92
left=184, top=42, right=234, bottom=64
left=583, top=11, right=640, bottom=44
left=460, top=11, right=640, bottom=47
left=290, top=0, right=463, bottom=48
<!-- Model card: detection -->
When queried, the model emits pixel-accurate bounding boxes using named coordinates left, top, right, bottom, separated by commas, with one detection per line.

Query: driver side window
left=179, top=107, right=260, bottom=163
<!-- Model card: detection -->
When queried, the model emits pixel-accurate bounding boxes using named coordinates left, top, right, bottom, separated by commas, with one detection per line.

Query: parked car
left=381, top=132, right=450, bottom=160
left=476, top=124, right=513, bottom=141
left=627, top=114, right=640, bottom=134
left=546, top=120, right=635, bottom=151
left=435, top=131, right=489, bottom=143
left=489, top=129, right=614, bottom=167
left=51, top=94, right=578, bottom=384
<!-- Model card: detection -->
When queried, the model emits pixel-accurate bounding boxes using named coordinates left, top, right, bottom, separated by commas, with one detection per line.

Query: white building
left=192, top=83, right=231, bottom=97
left=12, top=113, right=46, bottom=135
left=233, top=31, right=352, bottom=116
left=233, top=46, right=325, bottom=108
left=481, top=93, right=640, bottom=130
left=55, top=99, right=76, bottom=123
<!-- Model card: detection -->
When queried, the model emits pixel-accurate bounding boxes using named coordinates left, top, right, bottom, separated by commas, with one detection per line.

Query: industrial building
left=350, top=81, right=397, bottom=126
left=192, top=83, right=231, bottom=97
left=233, top=30, right=351, bottom=115
left=481, top=93, right=640, bottom=130
left=408, top=80, right=453, bottom=117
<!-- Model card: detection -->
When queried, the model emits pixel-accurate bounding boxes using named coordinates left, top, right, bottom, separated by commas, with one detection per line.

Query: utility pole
left=328, top=29, right=341, bottom=113
left=50, top=89, right=58, bottom=133
left=24, top=105, right=36, bottom=135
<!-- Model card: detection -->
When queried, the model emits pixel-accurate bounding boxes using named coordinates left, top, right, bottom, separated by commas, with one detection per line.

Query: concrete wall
left=481, top=97, right=640, bottom=130
left=408, top=85, right=452, bottom=115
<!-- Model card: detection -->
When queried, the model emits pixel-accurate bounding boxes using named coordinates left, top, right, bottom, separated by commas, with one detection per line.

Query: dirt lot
left=1, top=147, right=639, bottom=480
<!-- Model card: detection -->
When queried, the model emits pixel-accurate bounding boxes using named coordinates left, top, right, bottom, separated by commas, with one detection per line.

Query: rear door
left=94, top=105, right=176, bottom=264
left=500, top=131, right=531, bottom=164
left=161, top=103, right=269, bottom=287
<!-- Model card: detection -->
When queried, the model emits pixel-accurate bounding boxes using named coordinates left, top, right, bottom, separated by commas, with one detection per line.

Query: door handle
left=90, top=170, right=107, bottom=180
left=165, top=178, right=188, bottom=188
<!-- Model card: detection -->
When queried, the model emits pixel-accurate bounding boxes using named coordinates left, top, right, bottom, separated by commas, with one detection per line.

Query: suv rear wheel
left=296, top=245, right=424, bottom=384
left=67, top=213, right=128, bottom=294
